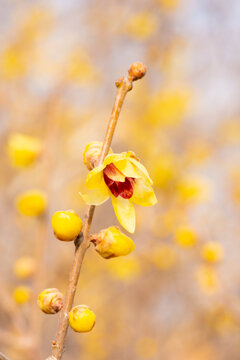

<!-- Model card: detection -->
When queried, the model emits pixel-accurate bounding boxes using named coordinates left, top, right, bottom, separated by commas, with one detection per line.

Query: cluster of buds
left=37, top=288, right=63, bottom=314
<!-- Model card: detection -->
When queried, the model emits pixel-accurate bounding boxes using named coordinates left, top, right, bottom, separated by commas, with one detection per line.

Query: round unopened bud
left=128, top=62, right=146, bottom=81
left=83, top=141, right=112, bottom=170
left=37, top=288, right=63, bottom=314
left=14, top=256, right=36, bottom=279
left=90, top=226, right=135, bottom=259
left=69, top=305, right=96, bottom=332
left=51, top=210, right=82, bottom=241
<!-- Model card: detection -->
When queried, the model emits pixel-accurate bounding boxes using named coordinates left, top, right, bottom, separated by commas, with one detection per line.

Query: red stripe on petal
left=103, top=163, right=135, bottom=199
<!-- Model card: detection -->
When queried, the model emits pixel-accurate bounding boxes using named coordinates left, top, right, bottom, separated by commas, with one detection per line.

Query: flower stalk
left=49, top=63, right=146, bottom=360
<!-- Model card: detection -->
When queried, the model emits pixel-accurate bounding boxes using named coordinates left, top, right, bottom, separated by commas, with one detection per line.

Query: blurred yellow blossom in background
left=106, top=256, right=141, bottom=281
left=13, top=256, right=36, bottom=279
left=126, top=13, right=157, bottom=40
left=151, top=244, right=178, bottom=270
left=174, top=226, right=197, bottom=248
left=7, top=133, right=42, bottom=168
left=196, top=266, right=220, bottom=294
left=15, top=189, right=47, bottom=216
left=13, top=285, right=31, bottom=304
left=201, top=242, right=224, bottom=263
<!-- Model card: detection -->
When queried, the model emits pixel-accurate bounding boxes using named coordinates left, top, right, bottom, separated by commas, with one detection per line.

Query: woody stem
left=49, top=70, right=137, bottom=360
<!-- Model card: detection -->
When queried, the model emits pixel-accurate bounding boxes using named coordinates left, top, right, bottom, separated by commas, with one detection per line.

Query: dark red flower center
left=103, top=163, right=135, bottom=199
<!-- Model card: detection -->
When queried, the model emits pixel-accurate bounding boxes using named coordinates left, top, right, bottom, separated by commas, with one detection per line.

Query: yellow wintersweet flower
left=106, top=256, right=141, bottom=281
left=126, top=13, right=157, bottom=40
left=7, top=133, right=42, bottom=168
left=201, top=241, right=224, bottom=263
left=15, top=189, right=47, bottom=216
left=158, top=0, right=180, bottom=11
left=80, top=151, right=157, bottom=233
left=220, top=119, right=240, bottom=144
left=145, top=90, right=190, bottom=127
left=174, top=226, right=197, bottom=248
left=0, top=47, right=27, bottom=79
left=13, top=285, right=31, bottom=304
left=196, top=266, right=219, bottom=294
left=151, top=153, right=178, bottom=189
left=176, top=176, right=210, bottom=204
left=150, top=244, right=177, bottom=271
left=66, top=50, right=98, bottom=84
left=14, top=256, right=36, bottom=279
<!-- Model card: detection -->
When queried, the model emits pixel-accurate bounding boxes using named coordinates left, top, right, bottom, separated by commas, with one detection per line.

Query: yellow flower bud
left=7, top=133, right=42, bottom=167
left=90, top=226, right=135, bottom=259
left=15, top=189, right=47, bottom=216
left=37, top=288, right=63, bottom=314
left=14, top=256, right=36, bottom=279
left=69, top=305, right=96, bottom=332
left=13, top=285, right=31, bottom=304
left=51, top=210, right=82, bottom=241
left=201, top=241, right=224, bottom=263
left=83, top=141, right=112, bottom=170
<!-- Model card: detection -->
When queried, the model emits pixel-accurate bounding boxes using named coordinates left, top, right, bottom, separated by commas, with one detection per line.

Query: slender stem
left=0, top=353, right=11, bottom=360
left=49, top=64, right=145, bottom=360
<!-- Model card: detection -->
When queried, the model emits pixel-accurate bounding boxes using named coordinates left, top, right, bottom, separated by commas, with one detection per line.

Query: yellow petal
left=113, top=158, right=141, bottom=179
left=103, top=153, right=128, bottom=167
left=85, top=165, right=105, bottom=189
left=131, top=179, right=157, bottom=206
left=79, top=181, right=109, bottom=205
left=129, top=158, right=153, bottom=185
left=111, top=196, right=135, bottom=233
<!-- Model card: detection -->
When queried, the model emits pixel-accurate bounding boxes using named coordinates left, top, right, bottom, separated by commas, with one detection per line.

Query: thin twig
left=0, top=352, right=11, bottom=360
left=49, top=63, right=146, bottom=360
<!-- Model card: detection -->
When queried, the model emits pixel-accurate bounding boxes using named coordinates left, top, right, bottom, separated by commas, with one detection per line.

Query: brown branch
left=48, top=63, right=146, bottom=360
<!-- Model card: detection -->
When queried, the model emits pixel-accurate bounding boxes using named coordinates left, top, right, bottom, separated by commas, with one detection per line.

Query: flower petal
left=86, top=165, right=105, bottom=189
left=103, top=153, right=128, bottom=167
left=79, top=181, right=110, bottom=205
left=111, top=196, right=135, bottom=233
left=131, top=178, right=157, bottom=206
left=113, top=158, right=141, bottom=179
left=128, top=157, right=153, bottom=185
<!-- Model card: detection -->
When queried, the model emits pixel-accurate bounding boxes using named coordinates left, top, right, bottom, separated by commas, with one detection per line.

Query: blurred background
left=1, top=0, right=240, bottom=359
